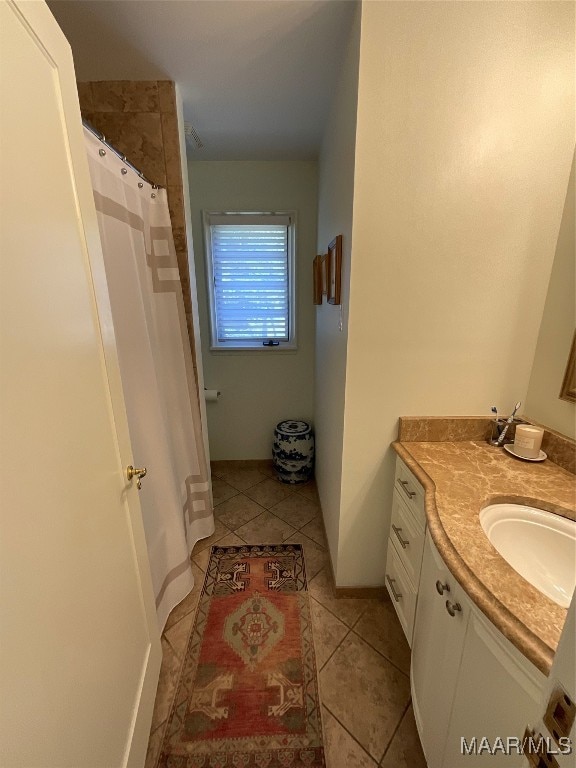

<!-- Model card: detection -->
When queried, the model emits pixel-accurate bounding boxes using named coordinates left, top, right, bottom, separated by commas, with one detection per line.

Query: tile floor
left=145, top=461, right=427, bottom=768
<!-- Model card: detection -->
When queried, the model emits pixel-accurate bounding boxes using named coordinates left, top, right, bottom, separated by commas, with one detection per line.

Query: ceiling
left=48, top=0, right=357, bottom=160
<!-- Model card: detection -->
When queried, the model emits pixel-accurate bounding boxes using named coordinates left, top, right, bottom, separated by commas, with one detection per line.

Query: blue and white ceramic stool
left=272, top=420, right=315, bottom=484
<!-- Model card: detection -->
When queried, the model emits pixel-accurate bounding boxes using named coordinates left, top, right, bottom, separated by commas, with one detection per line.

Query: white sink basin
left=480, top=503, right=576, bottom=608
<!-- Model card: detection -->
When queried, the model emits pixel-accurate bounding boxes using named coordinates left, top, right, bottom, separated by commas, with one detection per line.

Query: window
left=203, top=212, right=296, bottom=350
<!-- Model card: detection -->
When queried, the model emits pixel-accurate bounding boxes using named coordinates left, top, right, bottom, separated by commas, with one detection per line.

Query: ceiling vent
left=183, top=121, right=204, bottom=149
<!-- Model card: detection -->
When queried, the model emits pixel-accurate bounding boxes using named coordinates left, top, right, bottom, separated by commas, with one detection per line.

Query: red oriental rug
left=158, top=544, right=326, bottom=768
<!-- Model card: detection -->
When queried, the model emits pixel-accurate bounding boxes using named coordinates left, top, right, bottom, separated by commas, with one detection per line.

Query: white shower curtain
left=84, top=127, right=214, bottom=630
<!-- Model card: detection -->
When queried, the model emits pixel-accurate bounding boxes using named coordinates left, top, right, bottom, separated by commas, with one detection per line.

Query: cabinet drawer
left=394, top=457, right=425, bottom=526
left=391, top=490, right=425, bottom=587
left=385, top=539, right=418, bottom=646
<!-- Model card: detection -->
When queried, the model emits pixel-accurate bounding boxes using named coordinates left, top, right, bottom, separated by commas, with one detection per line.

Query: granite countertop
left=392, top=439, right=576, bottom=675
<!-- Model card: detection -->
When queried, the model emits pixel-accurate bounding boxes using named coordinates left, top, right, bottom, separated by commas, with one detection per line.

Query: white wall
left=315, top=4, right=361, bottom=574
left=188, top=161, right=317, bottom=459
left=317, top=0, right=575, bottom=586
left=525, top=156, right=576, bottom=439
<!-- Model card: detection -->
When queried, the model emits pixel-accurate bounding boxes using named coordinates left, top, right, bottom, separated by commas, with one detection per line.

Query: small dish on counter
left=503, top=444, right=547, bottom=462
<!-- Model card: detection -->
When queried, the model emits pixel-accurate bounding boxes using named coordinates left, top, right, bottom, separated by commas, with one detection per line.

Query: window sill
left=209, top=343, right=298, bottom=354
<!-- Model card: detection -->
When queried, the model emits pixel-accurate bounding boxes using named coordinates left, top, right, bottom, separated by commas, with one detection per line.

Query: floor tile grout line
left=245, top=479, right=300, bottom=498
left=214, top=497, right=269, bottom=526
left=200, top=508, right=329, bottom=582
left=175, top=528, right=253, bottom=639
left=212, top=482, right=324, bottom=545
left=194, top=527, right=249, bottom=560
left=378, top=698, right=412, bottom=765
left=322, top=703, right=379, bottom=766
left=219, top=510, right=268, bottom=531
left=213, top=475, right=318, bottom=509
left=266, top=505, right=321, bottom=532
left=190, top=521, right=240, bottom=558
left=308, top=594, right=349, bottom=642
left=268, top=501, right=326, bottom=543
left=191, top=531, right=250, bottom=575
left=315, top=614, right=352, bottom=673
left=306, top=573, right=366, bottom=630
left=248, top=488, right=321, bottom=521
left=212, top=492, right=241, bottom=507
left=163, top=595, right=199, bottom=635
left=286, top=526, right=325, bottom=547
left=314, top=602, right=410, bottom=679
left=221, top=494, right=321, bottom=545
left=214, top=474, right=273, bottom=494
left=165, top=613, right=195, bottom=659
left=348, top=627, right=410, bottom=680
left=348, top=596, right=381, bottom=629
left=283, top=526, right=326, bottom=548
left=228, top=496, right=305, bottom=529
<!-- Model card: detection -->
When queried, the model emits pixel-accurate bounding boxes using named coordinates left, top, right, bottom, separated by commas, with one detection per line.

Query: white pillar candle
left=513, top=425, right=545, bottom=459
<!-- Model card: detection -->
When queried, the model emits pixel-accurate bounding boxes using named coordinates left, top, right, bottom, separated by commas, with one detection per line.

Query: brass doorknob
left=127, top=465, right=147, bottom=490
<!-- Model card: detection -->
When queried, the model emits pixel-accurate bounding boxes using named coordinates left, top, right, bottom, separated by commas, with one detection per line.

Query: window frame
left=202, top=210, right=297, bottom=352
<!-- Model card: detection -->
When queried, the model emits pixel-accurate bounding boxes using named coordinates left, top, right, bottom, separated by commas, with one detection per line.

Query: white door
left=0, top=2, right=161, bottom=766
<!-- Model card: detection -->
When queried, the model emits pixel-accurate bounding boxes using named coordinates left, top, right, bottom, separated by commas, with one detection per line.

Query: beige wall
left=316, top=1, right=575, bottom=586
left=315, top=5, right=361, bottom=574
left=188, top=161, right=317, bottom=459
left=525, top=156, right=576, bottom=439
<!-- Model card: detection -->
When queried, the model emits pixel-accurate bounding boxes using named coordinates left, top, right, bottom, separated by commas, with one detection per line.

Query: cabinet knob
left=445, top=600, right=462, bottom=617
left=436, top=580, right=450, bottom=595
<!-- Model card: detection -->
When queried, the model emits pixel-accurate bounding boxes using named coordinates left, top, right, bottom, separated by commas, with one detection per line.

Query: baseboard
left=320, top=514, right=388, bottom=600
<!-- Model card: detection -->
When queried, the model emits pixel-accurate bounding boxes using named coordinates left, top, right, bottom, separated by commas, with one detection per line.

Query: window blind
left=210, top=222, right=290, bottom=342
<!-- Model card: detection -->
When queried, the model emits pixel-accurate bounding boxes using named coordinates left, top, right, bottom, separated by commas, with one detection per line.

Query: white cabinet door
left=0, top=2, right=161, bottom=766
left=443, top=610, right=545, bottom=767
left=411, top=532, right=469, bottom=768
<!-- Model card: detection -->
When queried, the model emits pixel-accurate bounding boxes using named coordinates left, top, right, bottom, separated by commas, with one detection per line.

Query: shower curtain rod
left=82, top=118, right=161, bottom=189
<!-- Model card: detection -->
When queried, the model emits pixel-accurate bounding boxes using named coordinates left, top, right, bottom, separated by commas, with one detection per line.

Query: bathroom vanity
left=386, top=430, right=576, bottom=768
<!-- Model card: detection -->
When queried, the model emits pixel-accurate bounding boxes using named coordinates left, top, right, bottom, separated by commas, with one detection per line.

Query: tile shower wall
left=77, top=80, right=197, bottom=373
